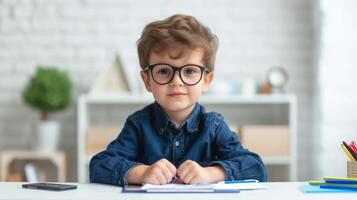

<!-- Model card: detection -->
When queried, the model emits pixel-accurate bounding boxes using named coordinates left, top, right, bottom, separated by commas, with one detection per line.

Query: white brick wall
left=0, top=0, right=315, bottom=181
left=315, top=0, right=357, bottom=178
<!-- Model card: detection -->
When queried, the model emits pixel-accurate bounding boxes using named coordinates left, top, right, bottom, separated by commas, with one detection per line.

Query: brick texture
left=0, top=0, right=315, bottom=181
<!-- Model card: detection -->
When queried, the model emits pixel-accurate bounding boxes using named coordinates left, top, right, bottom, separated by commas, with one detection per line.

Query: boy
left=90, top=14, right=267, bottom=186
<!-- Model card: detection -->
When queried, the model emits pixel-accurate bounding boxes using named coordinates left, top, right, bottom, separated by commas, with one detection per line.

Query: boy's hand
left=142, top=158, right=177, bottom=185
left=177, top=160, right=209, bottom=184
left=177, top=160, right=226, bottom=184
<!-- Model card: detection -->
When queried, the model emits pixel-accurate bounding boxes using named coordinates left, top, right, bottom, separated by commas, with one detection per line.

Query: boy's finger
left=178, top=168, right=191, bottom=182
left=188, top=175, right=199, bottom=184
left=161, top=166, right=174, bottom=183
left=177, top=162, right=189, bottom=177
left=165, top=161, right=177, bottom=175
left=161, top=159, right=176, bottom=173
left=182, top=171, right=195, bottom=184
left=156, top=173, right=168, bottom=185
left=158, top=158, right=169, bottom=166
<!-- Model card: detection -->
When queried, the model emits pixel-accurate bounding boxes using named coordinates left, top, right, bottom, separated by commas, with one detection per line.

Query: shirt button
left=175, top=141, right=180, bottom=146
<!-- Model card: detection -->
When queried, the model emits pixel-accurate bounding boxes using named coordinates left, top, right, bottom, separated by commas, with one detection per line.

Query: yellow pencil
left=341, top=144, right=357, bottom=161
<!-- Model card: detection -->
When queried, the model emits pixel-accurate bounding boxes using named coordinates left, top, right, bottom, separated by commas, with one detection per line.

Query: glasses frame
left=143, top=63, right=211, bottom=86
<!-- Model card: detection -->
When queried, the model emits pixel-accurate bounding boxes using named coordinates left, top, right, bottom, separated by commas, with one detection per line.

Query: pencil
left=350, top=141, right=357, bottom=154
left=341, top=144, right=356, bottom=161
left=343, top=141, right=357, bottom=161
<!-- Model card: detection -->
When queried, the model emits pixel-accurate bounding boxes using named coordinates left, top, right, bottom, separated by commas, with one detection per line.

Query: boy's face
left=141, top=47, right=214, bottom=116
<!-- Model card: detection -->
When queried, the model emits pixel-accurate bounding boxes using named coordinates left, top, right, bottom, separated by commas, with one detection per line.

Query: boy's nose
left=169, top=71, right=184, bottom=86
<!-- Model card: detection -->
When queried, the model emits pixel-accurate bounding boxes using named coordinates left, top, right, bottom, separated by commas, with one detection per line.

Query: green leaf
left=23, top=66, right=73, bottom=114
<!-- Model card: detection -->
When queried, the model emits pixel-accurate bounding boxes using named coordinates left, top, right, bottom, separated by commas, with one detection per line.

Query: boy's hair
left=137, top=14, right=218, bottom=71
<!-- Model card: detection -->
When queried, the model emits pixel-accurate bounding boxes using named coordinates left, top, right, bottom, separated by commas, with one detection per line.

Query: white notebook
left=141, top=183, right=215, bottom=193
left=141, top=182, right=267, bottom=193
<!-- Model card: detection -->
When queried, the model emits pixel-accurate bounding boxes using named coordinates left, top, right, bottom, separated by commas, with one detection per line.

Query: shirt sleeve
left=208, top=115, right=268, bottom=182
left=89, top=118, right=143, bottom=186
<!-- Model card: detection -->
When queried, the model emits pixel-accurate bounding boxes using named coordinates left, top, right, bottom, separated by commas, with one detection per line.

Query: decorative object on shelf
left=266, top=66, right=288, bottom=93
left=207, top=79, right=240, bottom=95
left=229, top=80, right=240, bottom=94
left=207, top=79, right=231, bottom=95
left=240, top=78, right=257, bottom=96
left=24, top=163, right=38, bottom=182
left=260, top=82, right=272, bottom=94
left=23, top=66, right=72, bottom=151
left=90, top=54, right=134, bottom=95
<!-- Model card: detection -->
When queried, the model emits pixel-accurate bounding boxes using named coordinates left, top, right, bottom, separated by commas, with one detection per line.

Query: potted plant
left=23, top=66, right=72, bottom=151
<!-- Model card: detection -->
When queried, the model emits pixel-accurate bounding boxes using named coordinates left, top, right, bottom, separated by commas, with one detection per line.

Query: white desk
left=0, top=182, right=356, bottom=200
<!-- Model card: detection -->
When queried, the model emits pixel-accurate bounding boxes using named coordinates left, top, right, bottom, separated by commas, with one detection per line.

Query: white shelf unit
left=77, top=94, right=297, bottom=182
left=0, top=151, right=66, bottom=182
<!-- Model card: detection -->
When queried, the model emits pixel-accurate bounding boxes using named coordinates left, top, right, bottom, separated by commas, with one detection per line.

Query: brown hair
left=137, top=14, right=218, bottom=71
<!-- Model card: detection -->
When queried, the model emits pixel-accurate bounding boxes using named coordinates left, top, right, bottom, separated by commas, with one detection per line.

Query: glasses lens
left=152, top=64, right=173, bottom=84
left=181, top=65, right=202, bottom=85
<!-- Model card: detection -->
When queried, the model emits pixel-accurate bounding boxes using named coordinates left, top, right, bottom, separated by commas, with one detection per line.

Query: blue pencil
left=219, top=179, right=258, bottom=184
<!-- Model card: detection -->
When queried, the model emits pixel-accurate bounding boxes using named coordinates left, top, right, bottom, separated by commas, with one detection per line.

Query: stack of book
left=308, top=176, right=357, bottom=191
left=303, top=140, right=357, bottom=193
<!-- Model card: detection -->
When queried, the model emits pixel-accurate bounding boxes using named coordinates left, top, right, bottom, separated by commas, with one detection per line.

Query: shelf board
left=263, top=156, right=291, bottom=165
left=0, top=150, right=65, bottom=160
left=82, top=93, right=296, bottom=104
left=83, top=93, right=153, bottom=104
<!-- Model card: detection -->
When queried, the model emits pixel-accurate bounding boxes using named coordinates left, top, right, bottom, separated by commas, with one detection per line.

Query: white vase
left=36, top=120, right=60, bottom=152
left=241, top=78, right=257, bottom=96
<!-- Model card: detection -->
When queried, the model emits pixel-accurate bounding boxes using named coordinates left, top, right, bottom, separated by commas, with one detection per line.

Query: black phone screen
left=22, top=183, right=77, bottom=191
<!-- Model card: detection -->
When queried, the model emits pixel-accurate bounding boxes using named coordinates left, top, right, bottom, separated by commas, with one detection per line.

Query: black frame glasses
left=143, top=63, right=211, bottom=86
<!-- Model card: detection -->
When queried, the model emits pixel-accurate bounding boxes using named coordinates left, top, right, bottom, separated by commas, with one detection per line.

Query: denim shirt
left=89, top=102, right=268, bottom=186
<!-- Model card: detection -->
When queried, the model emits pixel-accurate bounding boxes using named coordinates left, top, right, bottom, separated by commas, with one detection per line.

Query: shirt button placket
left=173, top=131, right=184, bottom=163
left=176, top=135, right=184, bottom=153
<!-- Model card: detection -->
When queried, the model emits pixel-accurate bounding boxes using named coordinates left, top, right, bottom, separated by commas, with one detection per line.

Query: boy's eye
left=157, top=67, right=171, bottom=75
left=183, top=66, right=199, bottom=75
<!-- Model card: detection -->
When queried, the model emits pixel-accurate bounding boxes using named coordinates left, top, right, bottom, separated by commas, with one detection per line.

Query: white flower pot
left=36, top=120, right=60, bottom=152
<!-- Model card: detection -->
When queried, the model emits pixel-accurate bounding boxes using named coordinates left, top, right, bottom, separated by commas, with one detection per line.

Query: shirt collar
left=152, top=102, right=203, bottom=135
left=153, top=102, right=170, bottom=135
left=185, top=103, right=203, bottom=133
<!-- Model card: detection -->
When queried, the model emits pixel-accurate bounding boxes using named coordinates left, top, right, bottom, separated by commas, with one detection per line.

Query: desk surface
left=0, top=182, right=356, bottom=200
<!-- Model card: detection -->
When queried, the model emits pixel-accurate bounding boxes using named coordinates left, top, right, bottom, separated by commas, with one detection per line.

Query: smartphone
left=22, top=183, right=77, bottom=191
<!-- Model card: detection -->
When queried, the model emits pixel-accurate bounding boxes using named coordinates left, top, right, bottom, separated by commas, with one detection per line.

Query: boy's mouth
left=167, top=92, right=186, bottom=97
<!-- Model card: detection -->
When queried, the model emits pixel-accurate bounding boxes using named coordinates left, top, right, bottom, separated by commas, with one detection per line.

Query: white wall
left=315, top=0, right=357, bottom=178
left=0, top=0, right=315, bottom=181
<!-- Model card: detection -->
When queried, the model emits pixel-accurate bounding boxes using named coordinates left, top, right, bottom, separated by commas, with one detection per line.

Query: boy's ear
left=202, top=72, right=214, bottom=93
left=140, top=71, right=152, bottom=92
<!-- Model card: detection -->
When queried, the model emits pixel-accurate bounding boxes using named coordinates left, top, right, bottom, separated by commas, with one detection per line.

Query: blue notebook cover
left=122, top=185, right=146, bottom=193
left=301, top=185, right=357, bottom=193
